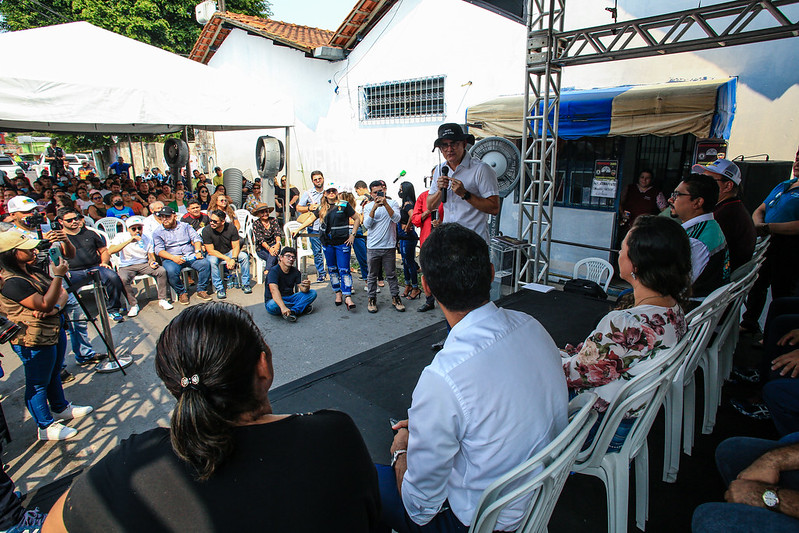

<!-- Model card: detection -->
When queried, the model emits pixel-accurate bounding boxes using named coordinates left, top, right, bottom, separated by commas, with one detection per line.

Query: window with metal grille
left=359, top=76, right=446, bottom=123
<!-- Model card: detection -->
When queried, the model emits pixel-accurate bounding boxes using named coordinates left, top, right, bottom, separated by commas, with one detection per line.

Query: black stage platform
left=30, top=289, right=775, bottom=531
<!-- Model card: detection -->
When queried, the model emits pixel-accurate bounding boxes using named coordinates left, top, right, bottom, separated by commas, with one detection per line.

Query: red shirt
left=411, top=191, right=444, bottom=245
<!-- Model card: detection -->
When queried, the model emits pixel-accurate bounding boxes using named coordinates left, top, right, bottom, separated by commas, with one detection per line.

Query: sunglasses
left=61, top=217, right=80, bottom=223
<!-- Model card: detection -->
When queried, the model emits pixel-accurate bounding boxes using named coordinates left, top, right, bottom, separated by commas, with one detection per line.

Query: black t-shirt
left=181, top=212, right=210, bottom=231
left=267, top=264, right=301, bottom=297
left=63, top=410, right=379, bottom=533
left=0, top=266, right=50, bottom=303
left=201, top=222, right=239, bottom=255
left=66, top=227, right=105, bottom=270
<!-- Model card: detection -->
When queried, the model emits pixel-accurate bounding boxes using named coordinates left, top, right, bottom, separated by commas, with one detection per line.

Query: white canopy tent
left=0, top=22, right=293, bottom=133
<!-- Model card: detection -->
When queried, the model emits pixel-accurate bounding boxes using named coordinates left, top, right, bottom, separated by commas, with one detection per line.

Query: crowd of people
left=0, top=128, right=795, bottom=532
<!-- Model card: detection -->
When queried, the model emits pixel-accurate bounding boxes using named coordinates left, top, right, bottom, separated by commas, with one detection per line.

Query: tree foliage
left=0, top=0, right=273, bottom=56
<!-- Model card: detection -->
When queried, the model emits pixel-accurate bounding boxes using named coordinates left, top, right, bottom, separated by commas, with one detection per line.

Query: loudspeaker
left=737, top=160, right=793, bottom=214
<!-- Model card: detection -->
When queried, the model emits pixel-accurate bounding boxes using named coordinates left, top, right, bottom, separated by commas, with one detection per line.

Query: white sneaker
left=127, top=305, right=140, bottom=317
left=53, top=404, right=93, bottom=422
left=38, top=422, right=78, bottom=441
left=159, top=299, right=174, bottom=310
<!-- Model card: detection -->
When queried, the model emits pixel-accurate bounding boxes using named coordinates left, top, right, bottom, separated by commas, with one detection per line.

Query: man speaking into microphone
left=427, top=123, right=499, bottom=243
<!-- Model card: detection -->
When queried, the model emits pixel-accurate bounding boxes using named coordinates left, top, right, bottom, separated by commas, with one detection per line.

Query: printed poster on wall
left=694, top=139, right=728, bottom=166
left=591, top=160, right=618, bottom=198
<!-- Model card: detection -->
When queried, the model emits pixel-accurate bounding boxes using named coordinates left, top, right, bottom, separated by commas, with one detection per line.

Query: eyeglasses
left=439, top=141, right=461, bottom=150
left=61, top=217, right=79, bottom=223
left=209, top=219, right=221, bottom=224
left=129, top=226, right=143, bottom=231
left=282, top=254, right=296, bottom=259
left=669, top=191, right=693, bottom=200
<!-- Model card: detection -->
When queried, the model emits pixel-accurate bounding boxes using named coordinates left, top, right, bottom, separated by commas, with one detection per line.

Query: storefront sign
left=592, top=159, right=618, bottom=198
left=694, top=139, right=728, bottom=166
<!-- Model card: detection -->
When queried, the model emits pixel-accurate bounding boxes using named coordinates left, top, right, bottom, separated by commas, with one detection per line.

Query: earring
left=631, top=272, right=637, bottom=280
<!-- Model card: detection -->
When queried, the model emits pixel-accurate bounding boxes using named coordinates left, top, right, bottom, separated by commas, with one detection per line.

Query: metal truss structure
left=517, top=0, right=799, bottom=285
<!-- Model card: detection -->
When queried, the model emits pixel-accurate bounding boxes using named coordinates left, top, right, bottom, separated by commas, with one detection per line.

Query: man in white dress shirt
left=376, top=223, right=568, bottom=533
left=427, top=123, right=499, bottom=243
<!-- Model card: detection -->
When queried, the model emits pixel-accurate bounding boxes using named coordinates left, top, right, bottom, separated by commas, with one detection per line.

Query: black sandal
left=345, top=297, right=356, bottom=311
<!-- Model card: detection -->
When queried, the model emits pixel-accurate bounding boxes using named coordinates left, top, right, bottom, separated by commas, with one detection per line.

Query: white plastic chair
left=82, top=216, right=96, bottom=229
left=246, top=223, right=267, bottom=285
left=95, top=217, right=125, bottom=240
left=753, top=235, right=770, bottom=264
left=468, top=393, right=598, bottom=533
left=700, top=260, right=762, bottom=435
left=573, top=257, right=614, bottom=293
left=572, top=334, right=689, bottom=533
left=234, top=209, right=252, bottom=240
left=662, top=284, right=732, bottom=483
left=283, top=221, right=314, bottom=273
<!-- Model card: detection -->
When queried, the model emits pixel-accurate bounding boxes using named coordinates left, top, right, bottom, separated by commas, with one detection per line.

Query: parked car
left=33, top=152, right=81, bottom=177
left=0, top=155, right=22, bottom=185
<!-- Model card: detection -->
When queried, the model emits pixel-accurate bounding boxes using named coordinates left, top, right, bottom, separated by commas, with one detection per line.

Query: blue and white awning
left=466, top=78, right=737, bottom=140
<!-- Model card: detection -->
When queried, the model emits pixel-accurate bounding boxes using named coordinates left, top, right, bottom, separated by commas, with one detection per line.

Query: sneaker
left=196, top=291, right=212, bottom=301
left=302, top=304, right=314, bottom=316
left=431, top=340, right=445, bottom=352
left=126, top=305, right=140, bottom=318
left=60, top=369, right=75, bottom=384
left=730, top=398, right=771, bottom=420
left=392, top=296, right=406, bottom=312
left=158, top=299, right=174, bottom=310
left=242, top=285, right=252, bottom=294
left=53, top=403, right=93, bottom=422
left=38, top=422, right=77, bottom=441
left=178, top=293, right=190, bottom=305
left=216, top=290, right=227, bottom=300
left=109, top=312, right=124, bottom=322
left=282, top=311, right=297, bottom=323
left=418, top=302, right=435, bottom=312
left=364, top=285, right=369, bottom=292
left=730, top=366, right=761, bottom=384
left=76, top=353, right=107, bottom=366
left=368, top=297, right=378, bottom=313
left=4, top=507, right=46, bottom=533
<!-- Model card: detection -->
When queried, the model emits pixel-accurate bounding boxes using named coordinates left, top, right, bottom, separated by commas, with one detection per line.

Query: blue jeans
left=265, top=290, right=317, bottom=316
left=207, top=251, right=251, bottom=292
left=162, top=257, right=211, bottom=295
left=12, top=327, right=69, bottom=429
left=692, top=436, right=799, bottom=532
left=763, top=379, right=799, bottom=437
left=353, top=228, right=368, bottom=280
left=323, top=244, right=353, bottom=296
left=307, top=230, right=326, bottom=277
left=398, top=239, right=419, bottom=288
left=68, top=266, right=126, bottom=313
left=375, top=464, right=469, bottom=533
left=65, top=293, right=97, bottom=363
left=256, top=248, right=279, bottom=273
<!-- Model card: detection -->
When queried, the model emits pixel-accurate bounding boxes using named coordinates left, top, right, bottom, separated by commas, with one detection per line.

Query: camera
left=0, top=316, right=20, bottom=344
left=23, top=213, right=47, bottom=228
left=377, top=191, right=385, bottom=197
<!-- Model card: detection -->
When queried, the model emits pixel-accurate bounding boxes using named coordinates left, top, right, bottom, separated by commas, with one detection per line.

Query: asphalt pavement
left=0, top=274, right=445, bottom=494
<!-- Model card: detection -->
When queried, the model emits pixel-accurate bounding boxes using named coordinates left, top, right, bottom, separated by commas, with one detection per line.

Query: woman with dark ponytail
left=44, top=302, right=380, bottom=532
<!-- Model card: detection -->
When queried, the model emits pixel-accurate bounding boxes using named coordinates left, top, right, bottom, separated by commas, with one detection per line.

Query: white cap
left=692, top=159, right=741, bottom=185
left=7, top=196, right=38, bottom=213
left=125, top=215, right=145, bottom=228
left=323, top=180, right=338, bottom=192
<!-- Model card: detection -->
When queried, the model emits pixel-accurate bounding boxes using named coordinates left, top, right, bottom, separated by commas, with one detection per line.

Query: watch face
left=763, top=489, right=779, bottom=508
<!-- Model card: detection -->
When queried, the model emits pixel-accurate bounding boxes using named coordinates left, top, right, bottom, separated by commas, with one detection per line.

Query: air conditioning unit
left=195, top=1, right=218, bottom=25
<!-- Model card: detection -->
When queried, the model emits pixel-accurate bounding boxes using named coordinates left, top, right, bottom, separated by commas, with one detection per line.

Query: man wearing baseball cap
left=694, top=159, right=756, bottom=272
left=427, top=123, right=499, bottom=243
left=107, top=215, right=173, bottom=316
left=152, top=206, right=211, bottom=305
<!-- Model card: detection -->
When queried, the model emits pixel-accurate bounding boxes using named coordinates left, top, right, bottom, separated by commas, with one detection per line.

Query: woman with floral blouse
left=562, top=215, right=691, bottom=449
left=251, top=203, right=282, bottom=274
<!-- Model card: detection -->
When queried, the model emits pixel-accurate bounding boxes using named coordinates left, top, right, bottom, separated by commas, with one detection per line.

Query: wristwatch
left=462, top=191, right=472, bottom=201
left=762, top=488, right=780, bottom=510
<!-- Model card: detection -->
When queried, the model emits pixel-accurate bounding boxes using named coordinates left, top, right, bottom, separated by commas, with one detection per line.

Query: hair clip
left=180, top=374, right=200, bottom=389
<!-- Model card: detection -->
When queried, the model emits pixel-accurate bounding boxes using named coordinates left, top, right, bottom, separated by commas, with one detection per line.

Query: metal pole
left=182, top=126, right=191, bottom=190
left=285, top=126, right=291, bottom=220
left=126, top=134, right=136, bottom=180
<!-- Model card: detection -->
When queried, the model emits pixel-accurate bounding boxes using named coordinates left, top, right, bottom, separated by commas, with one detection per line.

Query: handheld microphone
left=441, top=166, right=449, bottom=203
left=392, top=170, right=407, bottom=184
